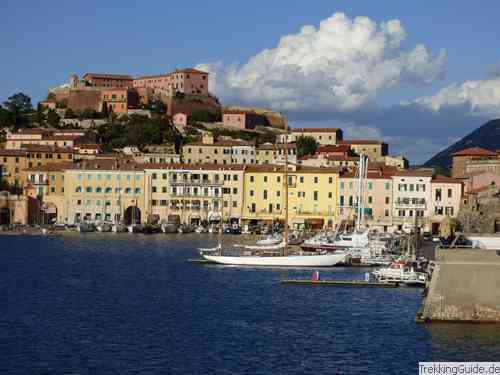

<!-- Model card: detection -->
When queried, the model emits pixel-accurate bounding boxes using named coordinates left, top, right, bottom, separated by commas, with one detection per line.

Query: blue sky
left=2, top=1, right=500, bottom=162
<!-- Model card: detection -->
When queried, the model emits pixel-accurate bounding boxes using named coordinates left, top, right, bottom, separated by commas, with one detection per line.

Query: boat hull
left=203, top=253, right=346, bottom=267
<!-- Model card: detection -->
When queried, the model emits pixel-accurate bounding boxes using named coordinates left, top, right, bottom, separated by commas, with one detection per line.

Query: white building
left=391, top=170, right=433, bottom=232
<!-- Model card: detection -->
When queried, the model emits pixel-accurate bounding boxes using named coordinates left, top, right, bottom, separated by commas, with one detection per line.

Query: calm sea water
left=0, top=233, right=499, bottom=375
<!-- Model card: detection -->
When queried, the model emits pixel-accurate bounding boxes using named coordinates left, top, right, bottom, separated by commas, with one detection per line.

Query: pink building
left=133, top=68, right=209, bottom=97
left=222, top=110, right=265, bottom=130
left=173, top=113, right=188, bottom=127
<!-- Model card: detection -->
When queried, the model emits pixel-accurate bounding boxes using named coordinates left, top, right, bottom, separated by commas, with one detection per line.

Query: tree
left=296, top=136, right=318, bottom=158
left=3, top=93, right=33, bottom=114
left=101, top=101, right=109, bottom=119
left=46, top=109, right=60, bottom=128
left=35, top=103, right=46, bottom=125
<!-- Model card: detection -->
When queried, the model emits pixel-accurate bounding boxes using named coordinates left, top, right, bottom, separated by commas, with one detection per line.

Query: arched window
left=96, top=187, right=102, bottom=193
left=86, top=187, right=93, bottom=193
left=75, top=186, right=82, bottom=193
left=125, top=188, right=131, bottom=194
left=105, top=187, right=112, bottom=193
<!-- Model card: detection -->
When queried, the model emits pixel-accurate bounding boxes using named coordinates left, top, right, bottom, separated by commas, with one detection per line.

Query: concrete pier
left=418, top=248, right=500, bottom=322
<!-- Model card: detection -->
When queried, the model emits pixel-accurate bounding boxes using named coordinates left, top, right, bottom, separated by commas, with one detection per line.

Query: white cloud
left=412, top=77, right=500, bottom=117
left=197, top=12, right=446, bottom=113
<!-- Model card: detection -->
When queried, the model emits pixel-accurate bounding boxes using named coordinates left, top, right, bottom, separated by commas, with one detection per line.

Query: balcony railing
left=171, top=192, right=222, bottom=198
left=169, top=178, right=223, bottom=186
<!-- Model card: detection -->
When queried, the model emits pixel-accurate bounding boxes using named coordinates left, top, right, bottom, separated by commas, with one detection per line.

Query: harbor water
left=1, top=234, right=499, bottom=374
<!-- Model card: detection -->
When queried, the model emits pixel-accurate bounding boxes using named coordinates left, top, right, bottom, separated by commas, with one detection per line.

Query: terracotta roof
left=450, top=147, right=496, bottom=157
left=432, top=175, right=462, bottom=184
left=17, top=128, right=51, bottom=135
left=20, top=144, right=75, bottom=153
left=42, top=135, right=82, bottom=141
left=0, top=149, right=28, bottom=156
left=172, top=68, right=208, bottom=75
left=134, top=74, right=169, bottom=80
left=466, top=185, right=496, bottom=194
left=184, top=140, right=254, bottom=147
left=68, top=158, right=142, bottom=171
left=316, top=144, right=351, bottom=153
left=290, top=127, right=341, bottom=133
left=83, top=73, right=133, bottom=80
left=392, top=169, right=434, bottom=178
left=143, top=163, right=245, bottom=171
left=340, top=171, right=394, bottom=179
left=325, top=155, right=359, bottom=161
left=339, top=139, right=385, bottom=145
left=25, top=162, right=75, bottom=172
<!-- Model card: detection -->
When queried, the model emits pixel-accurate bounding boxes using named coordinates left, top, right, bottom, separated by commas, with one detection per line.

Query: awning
left=209, top=212, right=221, bottom=220
left=292, top=218, right=305, bottom=224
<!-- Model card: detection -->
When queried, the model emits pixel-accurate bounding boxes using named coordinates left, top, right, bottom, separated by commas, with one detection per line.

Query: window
left=385, top=182, right=391, bottom=190
left=232, top=201, right=237, bottom=208
left=340, top=182, right=345, bottom=190
left=277, top=190, right=281, bottom=197
left=233, top=175, right=238, bottom=181
left=96, top=187, right=102, bottom=193
left=448, top=188, right=452, bottom=198
left=152, top=173, right=157, bottom=179
left=435, top=188, right=442, bottom=202
left=300, top=176, right=304, bottom=184
left=250, top=176, right=254, bottom=183
left=105, top=187, right=112, bottom=193
left=251, top=203, right=256, bottom=213
left=314, top=177, right=319, bottom=184
left=263, top=190, right=268, bottom=200
left=329, top=177, right=333, bottom=184
left=86, top=187, right=93, bottom=193
left=328, top=192, right=333, bottom=199
left=162, top=186, right=167, bottom=193
left=76, top=186, right=82, bottom=193
left=314, top=191, right=318, bottom=201
left=368, top=196, right=373, bottom=204
left=277, top=176, right=281, bottom=183
left=384, top=209, right=389, bottom=217
left=232, top=188, right=237, bottom=194
left=115, top=188, right=121, bottom=193
left=125, top=188, right=131, bottom=194
left=385, top=197, right=390, bottom=204
left=263, top=176, right=268, bottom=183
left=152, top=186, right=157, bottom=193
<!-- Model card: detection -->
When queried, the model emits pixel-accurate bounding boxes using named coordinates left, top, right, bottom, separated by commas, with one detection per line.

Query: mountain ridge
left=424, top=118, right=500, bottom=169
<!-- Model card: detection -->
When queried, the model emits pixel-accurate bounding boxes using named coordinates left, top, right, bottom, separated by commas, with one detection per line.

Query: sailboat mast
left=283, top=139, right=289, bottom=256
left=218, top=172, right=223, bottom=256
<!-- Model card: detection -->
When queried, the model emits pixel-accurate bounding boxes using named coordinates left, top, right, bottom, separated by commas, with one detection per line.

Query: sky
left=2, top=0, right=500, bottom=163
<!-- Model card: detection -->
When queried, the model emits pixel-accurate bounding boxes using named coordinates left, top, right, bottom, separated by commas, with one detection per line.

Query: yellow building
left=64, top=158, right=145, bottom=224
left=279, top=128, right=343, bottom=145
left=242, top=165, right=340, bottom=229
left=144, top=163, right=245, bottom=225
left=339, top=140, right=388, bottom=161
left=25, top=162, right=72, bottom=224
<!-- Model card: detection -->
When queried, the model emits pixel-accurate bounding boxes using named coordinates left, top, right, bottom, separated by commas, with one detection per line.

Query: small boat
left=256, top=233, right=283, bottom=246
left=161, top=223, right=178, bottom=233
left=195, top=225, right=208, bottom=234
left=96, top=222, right=112, bottom=232
left=77, top=222, right=95, bottom=233
left=178, top=224, right=195, bottom=234
left=53, top=223, right=67, bottom=231
left=224, top=223, right=241, bottom=235
left=111, top=223, right=128, bottom=233
left=372, top=261, right=427, bottom=286
left=203, top=252, right=346, bottom=267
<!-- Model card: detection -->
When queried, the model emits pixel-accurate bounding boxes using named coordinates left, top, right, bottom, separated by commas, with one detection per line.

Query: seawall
left=418, top=248, right=500, bottom=322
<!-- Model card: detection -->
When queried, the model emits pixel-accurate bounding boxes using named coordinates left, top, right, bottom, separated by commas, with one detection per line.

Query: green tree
left=35, top=103, right=46, bottom=125
left=46, top=109, right=60, bottom=128
left=101, top=101, right=109, bottom=119
left=296, top=135, right=318, bottom=158
left=3, top=93, right=33, bottom=114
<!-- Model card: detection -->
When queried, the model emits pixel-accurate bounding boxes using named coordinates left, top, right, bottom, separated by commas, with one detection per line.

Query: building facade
left=280, top=128, right=343, bottom=145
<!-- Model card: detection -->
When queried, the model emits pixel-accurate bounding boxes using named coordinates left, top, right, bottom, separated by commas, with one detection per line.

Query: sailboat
left=201, top=141, right=346, bottom=267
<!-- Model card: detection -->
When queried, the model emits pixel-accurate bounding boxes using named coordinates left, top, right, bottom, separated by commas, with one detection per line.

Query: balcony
left=170, top=192, right=222, bottom=198
left=169, top=178, right=223, bottom=186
